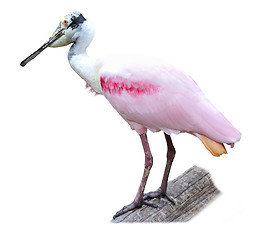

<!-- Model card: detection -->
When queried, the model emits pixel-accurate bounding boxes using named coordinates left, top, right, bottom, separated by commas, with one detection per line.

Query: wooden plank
left=111, top=165, right=220, bottom=223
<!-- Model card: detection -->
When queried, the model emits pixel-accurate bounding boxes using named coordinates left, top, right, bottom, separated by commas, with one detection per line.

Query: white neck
left=68, top=20, right=103, bottom=94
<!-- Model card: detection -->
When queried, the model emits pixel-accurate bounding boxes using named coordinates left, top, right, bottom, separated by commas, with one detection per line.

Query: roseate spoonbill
left=20, top=11, right=241, bottom=219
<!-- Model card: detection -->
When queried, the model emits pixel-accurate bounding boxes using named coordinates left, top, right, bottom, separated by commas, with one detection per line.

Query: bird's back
left=98, top=55, right=241, bottom=148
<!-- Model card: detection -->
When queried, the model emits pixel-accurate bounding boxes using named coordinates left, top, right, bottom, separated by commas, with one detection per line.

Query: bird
left=20, top=11, right=241, bottom=219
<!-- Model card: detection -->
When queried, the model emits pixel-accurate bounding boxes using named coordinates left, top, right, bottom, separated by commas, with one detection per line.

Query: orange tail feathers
left=198, top=134, right=227, bottom=157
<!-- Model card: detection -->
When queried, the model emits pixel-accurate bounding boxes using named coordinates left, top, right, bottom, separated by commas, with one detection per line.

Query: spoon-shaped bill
left=20, top=43, right=50, bottom=67
left=20, top=29, right=64, bottom=67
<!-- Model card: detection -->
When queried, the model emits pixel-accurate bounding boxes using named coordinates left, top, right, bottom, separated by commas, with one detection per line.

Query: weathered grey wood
left=111, top=165, right=220, bottom=223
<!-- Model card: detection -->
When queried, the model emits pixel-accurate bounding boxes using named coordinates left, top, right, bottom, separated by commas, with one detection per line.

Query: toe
left=164, top=193, right=176, bottom=205
left=142, top=200, right=158, bottom=208
left=143, top=189, right=162, bottom=200
left=113, top=202, right=138, bottom=219
left=113, top=199, right=159, bottom=219
left=143, top=189, right=176, bottom=205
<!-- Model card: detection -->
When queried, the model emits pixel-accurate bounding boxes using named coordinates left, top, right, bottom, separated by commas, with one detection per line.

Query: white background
left=1, top=0, right=279, bottom=239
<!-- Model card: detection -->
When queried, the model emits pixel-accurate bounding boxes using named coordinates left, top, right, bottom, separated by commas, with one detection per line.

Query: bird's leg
left=143, top=133, right=176, bottom=204
left=161, top=133, right=176, bottom=194
left=113, top=133, right=157, bottom=219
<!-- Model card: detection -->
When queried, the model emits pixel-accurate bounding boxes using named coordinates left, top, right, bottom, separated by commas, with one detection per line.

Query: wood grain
left=112, top=165, right=220, bottom=223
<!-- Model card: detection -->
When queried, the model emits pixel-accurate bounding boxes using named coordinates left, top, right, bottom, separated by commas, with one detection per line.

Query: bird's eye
left=63, top=20, right=68, bottom=25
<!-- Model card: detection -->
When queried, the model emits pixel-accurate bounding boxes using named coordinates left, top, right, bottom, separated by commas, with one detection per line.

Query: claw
left=113, top=200, right=158, bottom=219
left=142, top=200, right=158, bottom=208
left=143, top=189, right=175, bottom=205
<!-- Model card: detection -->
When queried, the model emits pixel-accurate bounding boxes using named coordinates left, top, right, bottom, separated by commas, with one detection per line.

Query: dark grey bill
left=20, top=29, right=64, bottom=67
left=20, top=42, right=50, bottom=67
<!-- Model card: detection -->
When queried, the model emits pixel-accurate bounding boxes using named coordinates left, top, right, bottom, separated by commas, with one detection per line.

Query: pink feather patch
left=100, top=76, right=159, bottom=96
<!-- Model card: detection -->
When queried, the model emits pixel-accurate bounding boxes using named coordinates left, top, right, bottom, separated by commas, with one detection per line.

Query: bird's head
left=49, top=11, right=86, bottom=48
left=20, top=11, right=87, bottom=66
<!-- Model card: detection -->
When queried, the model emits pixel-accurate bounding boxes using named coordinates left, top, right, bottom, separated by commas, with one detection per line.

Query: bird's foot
left=113, top=199, right=158, bottom=219
left=143, top=188, right=176, bottom=205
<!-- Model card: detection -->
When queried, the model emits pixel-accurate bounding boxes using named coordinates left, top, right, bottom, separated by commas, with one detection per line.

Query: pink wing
left=98, top=56, right=241, bottom=145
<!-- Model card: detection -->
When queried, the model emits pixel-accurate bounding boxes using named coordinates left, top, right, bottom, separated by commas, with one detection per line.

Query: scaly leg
left=143, top=133, right=176, bottom=204
left=113, top=133, right=157, bottom=219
